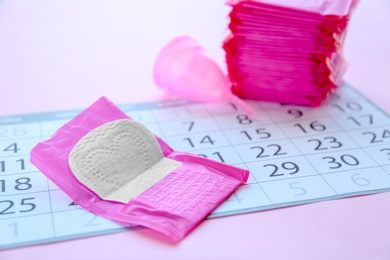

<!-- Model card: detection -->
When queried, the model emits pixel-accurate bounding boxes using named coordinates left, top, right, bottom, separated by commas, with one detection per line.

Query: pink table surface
left=1, top=1, right=390, bottom=259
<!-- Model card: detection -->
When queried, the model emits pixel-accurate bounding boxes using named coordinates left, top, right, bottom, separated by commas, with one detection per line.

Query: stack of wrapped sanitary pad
left=224, top=0, right=358, bottom=106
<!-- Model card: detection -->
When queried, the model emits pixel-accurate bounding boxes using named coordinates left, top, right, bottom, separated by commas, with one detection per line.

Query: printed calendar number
left=183, top=121, right=195, bottom=132
left=184, top=135, right=215, bottom=148
left=288, top=182, right=307, bottom=196
left=362, top=129, right=390, bottom=144
left=159, top=118, right=219, bottom=136
left=236, top=115, right=253, bottom=125
left=260, top=175, right=336, bottom=204
left=0, top=214, right=55, bottom=247
left=322, top=167, right=390, bottom=194
left=294, top=120, right=326, bottom=133
left=334, top=111, right=390, bottom=130
left=235, top=140, right=301, bottom=163
left=247, top=157, right=317, bottom=182
left=347, top=114, right=373, bottom=127
left=322, top=154, right=359, bottom=169
left=323, top=99, right=378, bottom=116
left=83, top=212, right=101, bottom=227
left=332, top=101, right=363, bottom=112
left=197, top=151, right=225, bottom=163
left=0, top=158, right=25, bottom=173
left=349, top=127, right=390, bottom=147
left=292, top=132, right=359, bottom=155
left=240, top=128, right=271, bottom=140
left=0, top=177, right=32, bottom=192
left=306, top=150, right=377, bottom=174
left=0, top=138, right=41, bottom=157
left=193, top=147, right=243, bottom=165
left=287, top=108, right=304, bottom=119
left=166, top=132, right=230, bottom=151
left=0, top=197, right=36, bottom=215
left=212, top=184, right=272, bottom=215
left=363, top=144, right=390, bottom=165
left=0, top=126, right=27, bottom=138
left=225, top=125, right=287, bottom=146
left=250, top=144, right=287, bottom=158
left=351, top=173, right=370, bottom=187
left=0, top=171, right=49, bottom=195
left=3, top=143, right=20, bottom=153
left=307, top=136, right=342, bottom=151
left=279, top=117, right=341, bottom=138
left=265, top=162, right=299, bottom=177
left=380, top=148, right=390, bottom=159
left=52, top=209, right=125, bottom=237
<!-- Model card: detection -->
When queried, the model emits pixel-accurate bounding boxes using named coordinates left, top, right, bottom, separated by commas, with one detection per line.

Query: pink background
left=1, top=0, right=390, bottom=259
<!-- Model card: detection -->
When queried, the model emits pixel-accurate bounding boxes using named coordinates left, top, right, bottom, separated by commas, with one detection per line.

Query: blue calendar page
left=1, top=83, right=390, bottom=249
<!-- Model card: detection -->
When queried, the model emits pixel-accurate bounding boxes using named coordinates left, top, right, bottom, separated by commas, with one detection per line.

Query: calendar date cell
left=0, top=192, right=51, bottom=219
left=165, top=132, right=230, bottom=152
left=159, top=117, right=219, bottom=136
left=0, top=138, right=41, bottom=157
left=49, top=189, right=82, bottom=212
left=213, top=112, right=273, bottom=129
left=292, top=132, right=359, bottom=154
left=0, top=156, right=37, bottom=175
left=0, top=172, right=48, bottom=195
left=52, top=209, right=126, bottom=237
left=260, top=175, right=336, bottom=204
left=152, top=104, right=209, bottom=121
left=247, top=156, right=318, bottom=182
left=322, top=167, right=390, bottom=194
left=278, top=118, right=341, bottom=138
left=0, top=123, right=41, bottom=140
left=233, top=164, right=257, bottom=184
left=306, top=149, right=377, bottom=174
left=0, top=214, right=54, bottom=248
left=267, top=105, right=327, bottom=123
left=349, top=127, right=390, bottom=147
left=224, top=124, right=286, bottom=145
left=321, top=99, right=377, bottom=116
left=333, top=111, right=390, bottom=131
left=364, top=145, right=390, bottom=165
left=234, top=140, right=301, bottom=162
left=211, top=184, right=271, bottom=216
left=194, top=146, right=243, bottom=165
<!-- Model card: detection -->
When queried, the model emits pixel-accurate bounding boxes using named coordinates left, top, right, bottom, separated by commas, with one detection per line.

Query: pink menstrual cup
left=153, top=36, right=254, bottom=116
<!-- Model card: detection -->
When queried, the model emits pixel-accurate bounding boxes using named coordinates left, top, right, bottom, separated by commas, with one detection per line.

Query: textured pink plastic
left=223, top=0, right=357, bottom=106
left=30, top=97, right=249, bottom=242
left=153, top=35, right=255, bottom=116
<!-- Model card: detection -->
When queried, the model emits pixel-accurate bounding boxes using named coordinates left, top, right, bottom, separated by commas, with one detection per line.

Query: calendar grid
left=1, top=83, right=390, bottom=249
left=204, top=103, right=274, bottom=207
left=39, top=121, right=57, bottom=238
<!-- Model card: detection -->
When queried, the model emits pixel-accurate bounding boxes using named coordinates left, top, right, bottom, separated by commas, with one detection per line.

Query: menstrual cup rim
left=152, top=35, right=205, bottom=89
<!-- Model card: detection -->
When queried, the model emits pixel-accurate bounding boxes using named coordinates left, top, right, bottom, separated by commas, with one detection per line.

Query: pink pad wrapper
left=30, top=97, right=249, bottom=242
left=223, top=0, right=357, bottom=106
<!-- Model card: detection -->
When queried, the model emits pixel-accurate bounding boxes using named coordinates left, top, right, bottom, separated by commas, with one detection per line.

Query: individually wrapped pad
left=30, top=97, right=249, bottom=242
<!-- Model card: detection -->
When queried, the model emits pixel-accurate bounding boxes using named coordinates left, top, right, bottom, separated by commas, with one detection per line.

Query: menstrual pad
left=30, top=97, right=249, bottom=242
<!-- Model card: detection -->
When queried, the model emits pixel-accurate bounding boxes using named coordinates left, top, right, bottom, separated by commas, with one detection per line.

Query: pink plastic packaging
left=223, top=0, right=357, bottom=106
left=30, top=97, right=249, bottom=242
